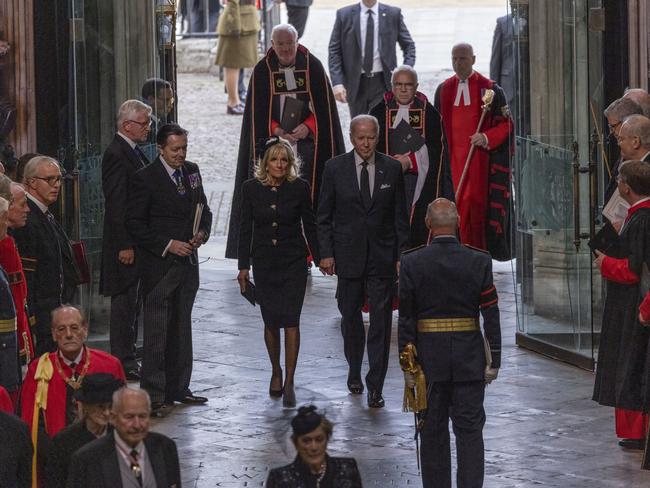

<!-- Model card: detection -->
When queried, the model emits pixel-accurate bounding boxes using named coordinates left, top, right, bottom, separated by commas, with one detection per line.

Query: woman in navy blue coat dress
left=237, top=137, right=319, bottom=407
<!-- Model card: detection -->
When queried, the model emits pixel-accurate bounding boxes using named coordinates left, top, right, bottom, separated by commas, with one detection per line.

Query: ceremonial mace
left=455, top=89, right=495, bottom=201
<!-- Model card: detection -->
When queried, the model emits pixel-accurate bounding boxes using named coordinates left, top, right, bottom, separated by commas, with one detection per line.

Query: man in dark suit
left=101, top=100, right=153, bottom=380
left=12, top=156, right=79, bottom=355
left=317, top=114, right=409, bottom=408
left=67, top=387, right=181, bottom=488
left=45, top=373, right=124, bottom=488
left=126, top=124, right=212, bottom=413
left=489, top=14, right=515, bottom=110
left=277, top=0, right=312, bottom=38
left=141, top=78, right=175, bottom=146
left=398, top=198, right=501, bottom=488
left=328, top=0, right=416, bottom=117
left=0, top=410, right=32, bottom=488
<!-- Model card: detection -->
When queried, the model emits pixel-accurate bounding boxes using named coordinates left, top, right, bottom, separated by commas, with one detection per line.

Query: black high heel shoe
left=283, top=383, right=296, bottom=408
left=269, top=372, right=283, bottom=398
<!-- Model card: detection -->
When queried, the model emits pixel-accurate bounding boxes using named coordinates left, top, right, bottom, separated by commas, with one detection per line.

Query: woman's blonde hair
left=255, top=137, right=300, bottom=184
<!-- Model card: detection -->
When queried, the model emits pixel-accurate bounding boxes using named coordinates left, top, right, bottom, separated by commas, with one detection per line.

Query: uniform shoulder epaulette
left=463, top=244, right=491, bottom=255
left=401, top=245, right=425, bottom=255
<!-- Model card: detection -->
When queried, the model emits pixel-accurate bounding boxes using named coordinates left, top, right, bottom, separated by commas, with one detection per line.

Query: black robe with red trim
left=369, top=91, right=453, bottom=246
left=593, top=204, right=650, bottom=412
left=226, top=45, right=345, bottom=259
left=434, top=72, right=513, bottom=260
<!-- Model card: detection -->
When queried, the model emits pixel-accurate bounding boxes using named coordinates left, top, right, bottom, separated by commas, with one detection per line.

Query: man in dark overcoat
left=100, top=99, right=152, bottom=380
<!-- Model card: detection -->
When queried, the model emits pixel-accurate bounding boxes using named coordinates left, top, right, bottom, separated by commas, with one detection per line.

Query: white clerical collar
left=117, top=132, right=137, bottom=149
left=280, top=66, right=297, bottom=91
left=454, top=73, right=473, bottom=107
left=360, top=1, right=378, bottom=16
left=26, top=192, right=49, bottom=214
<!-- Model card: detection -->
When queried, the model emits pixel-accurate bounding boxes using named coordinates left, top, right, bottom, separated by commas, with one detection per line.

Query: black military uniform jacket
left=398, top=236, right=501, bottom=382
left=266, top=455, right=362, bottom=488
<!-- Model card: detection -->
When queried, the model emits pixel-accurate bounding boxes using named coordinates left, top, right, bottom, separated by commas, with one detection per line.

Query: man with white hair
left=67, top=387, right=181, bottom=488
left=0, top=196, right=21, bottom=405
left=0, top=177, right=35, bottom=366
left=226, top=23, right=345, bottom=259
left=100, top=99, right=152, bottom=380
left=369, top=65, right=453, bottom=246
left=11, top=156, right=79, bottom=355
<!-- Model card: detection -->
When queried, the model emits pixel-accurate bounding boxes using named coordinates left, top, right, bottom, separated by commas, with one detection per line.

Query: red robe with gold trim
left=434, top=71, right=513, bottom=259
left=20, top=348, right=125, bottom=438
left=0, top=386, right=12, bottom=413
left=0, top=236, right=34, bottom=363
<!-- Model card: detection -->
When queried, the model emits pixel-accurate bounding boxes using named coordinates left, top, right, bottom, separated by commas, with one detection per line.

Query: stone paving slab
left=138, top=240, right=650, bottom=487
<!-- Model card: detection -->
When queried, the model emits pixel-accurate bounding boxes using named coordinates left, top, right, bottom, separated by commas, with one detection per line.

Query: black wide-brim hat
left=74, top=373, right=125, bottom=404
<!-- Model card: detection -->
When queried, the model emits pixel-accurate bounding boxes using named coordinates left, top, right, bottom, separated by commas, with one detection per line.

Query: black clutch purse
left=241, top=279, right=256, bottom=306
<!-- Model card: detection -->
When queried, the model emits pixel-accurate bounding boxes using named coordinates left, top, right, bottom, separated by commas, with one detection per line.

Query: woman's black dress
left=266, top=455, right=363, bottom=488
left=238, top=177, right=319, bottom=328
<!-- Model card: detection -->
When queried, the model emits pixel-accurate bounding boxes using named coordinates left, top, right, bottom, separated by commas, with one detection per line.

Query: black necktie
left=134, top=146, right=149, bottom=167
left=130, top=449, right=143, bottom=487
left=363, top=10, right=374, bottom=75
left=360, top=161, right=371, bottom=209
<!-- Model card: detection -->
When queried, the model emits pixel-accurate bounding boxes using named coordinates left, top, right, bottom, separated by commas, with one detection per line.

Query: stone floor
left=156, top=3, right=650, bottom=486
left=147, top=247, right=650, bottom=487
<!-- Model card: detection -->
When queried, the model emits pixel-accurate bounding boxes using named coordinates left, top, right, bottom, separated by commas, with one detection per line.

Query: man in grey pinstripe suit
left=127, top=124, right=212, bottom=414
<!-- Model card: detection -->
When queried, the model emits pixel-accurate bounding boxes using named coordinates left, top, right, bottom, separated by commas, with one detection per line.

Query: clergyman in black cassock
left=225, top=24, right=344, bottom=259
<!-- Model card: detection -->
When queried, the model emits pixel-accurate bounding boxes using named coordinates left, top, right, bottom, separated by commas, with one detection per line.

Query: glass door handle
left=572, top=141, right=581, bottom=250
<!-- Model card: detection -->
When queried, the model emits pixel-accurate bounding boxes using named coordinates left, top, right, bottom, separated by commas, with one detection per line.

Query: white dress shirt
left=359, top=1, right=382, bottom=74
left=354, top=150, right=376, bottom=197
left=114, top=431, right=149, bottom=485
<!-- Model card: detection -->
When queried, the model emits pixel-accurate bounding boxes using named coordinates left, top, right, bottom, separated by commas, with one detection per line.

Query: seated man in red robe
left=20, top=305, right=125, bottom=486
left=434, top=43, right=513, bottom=260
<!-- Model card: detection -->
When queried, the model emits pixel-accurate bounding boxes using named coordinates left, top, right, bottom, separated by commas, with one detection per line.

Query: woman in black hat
left=44, top=373, right=124, bottom=488
left=266, top=405, right=362, bottom=487
left=237, top=138, right=319, bottom=408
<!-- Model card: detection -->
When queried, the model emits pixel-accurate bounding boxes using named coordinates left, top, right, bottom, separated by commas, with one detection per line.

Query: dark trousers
left=33, top=305, right=57, bottom=356
left=287, top=5, right=309, bottom=38
left=140, top=261, right=199, bottom=403
left=349, top=75, right=387, bottom=118
left=337, top=274, right=393, bottom=393
left=110, top=281, right=141, bottom=370
left=420, top=380, right=486, bottom=488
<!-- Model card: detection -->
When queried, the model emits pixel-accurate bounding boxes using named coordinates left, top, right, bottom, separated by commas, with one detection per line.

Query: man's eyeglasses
left=32, top=175, right=63, bottom=186
left=127, top=118, right=152, bottom=128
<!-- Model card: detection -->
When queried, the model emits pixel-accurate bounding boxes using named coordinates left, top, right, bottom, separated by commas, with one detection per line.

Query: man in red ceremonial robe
left=434, top=43, right=513, bottom=260
left=20, top=305, right=125, bottom=486
left=594, top=161, right=650, bottom=458
left=1, top=180, right=35, bottom=365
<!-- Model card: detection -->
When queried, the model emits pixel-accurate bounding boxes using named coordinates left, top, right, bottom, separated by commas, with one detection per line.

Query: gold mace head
left=482, top=89, right=495, bottom=109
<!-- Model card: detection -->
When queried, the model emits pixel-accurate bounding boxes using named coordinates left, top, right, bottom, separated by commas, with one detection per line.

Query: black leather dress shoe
left=618, top=438, right=644, bottom=450
left=367, top=391, right=385, bottom=408
left=347, top=379, right=364, bottom=395
left=174, top=393, right=208, bottom=405
left=151, top=402, right=171, bottom=417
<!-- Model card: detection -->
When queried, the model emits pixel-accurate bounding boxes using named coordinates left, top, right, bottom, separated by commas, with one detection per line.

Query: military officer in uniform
left=398, top=198, right=501, bottom=488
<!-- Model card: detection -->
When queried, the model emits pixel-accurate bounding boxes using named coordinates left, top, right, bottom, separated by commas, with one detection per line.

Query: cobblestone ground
left=152, top=4, right=650, bottom=487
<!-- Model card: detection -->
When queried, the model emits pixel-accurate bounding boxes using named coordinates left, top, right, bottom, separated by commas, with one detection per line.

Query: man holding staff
left=434, top=43, right=513, bottom=259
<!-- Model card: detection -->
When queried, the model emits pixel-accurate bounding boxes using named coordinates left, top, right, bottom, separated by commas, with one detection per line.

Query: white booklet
left=602, top=189, right=629, bottom=226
